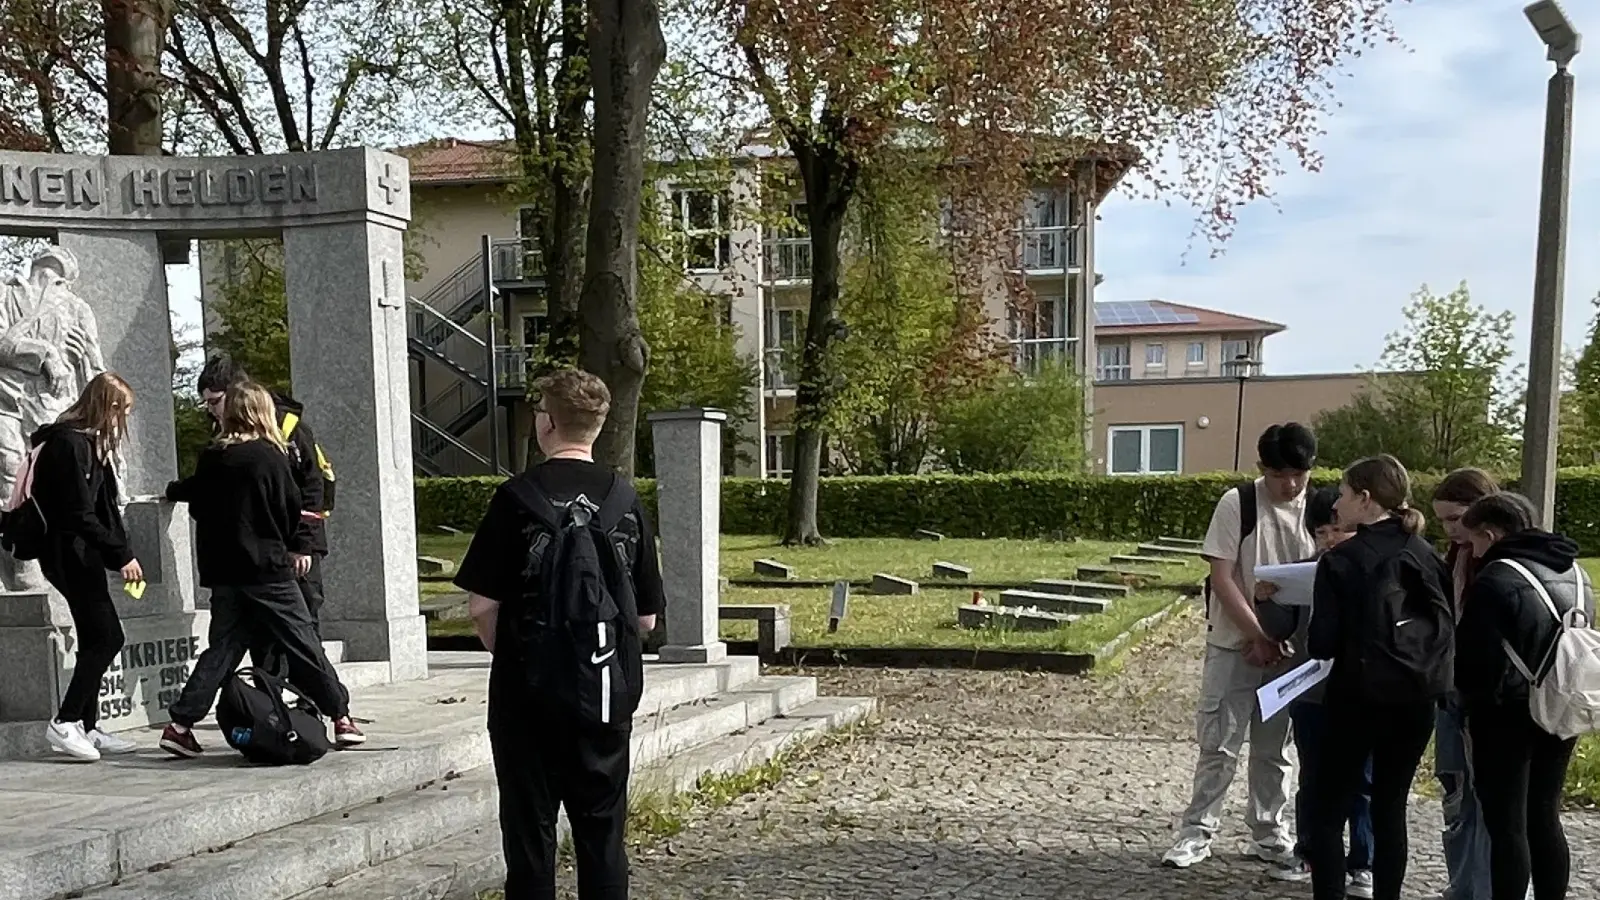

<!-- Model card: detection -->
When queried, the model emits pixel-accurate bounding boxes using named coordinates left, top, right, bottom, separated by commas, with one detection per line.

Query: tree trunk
left=782, top=138, right=859, bottom=545
left=579, top=0, right=665, bottom=476
left=104, top=0, right=171, bottom=155
left=541, top=0, right=591, bottom=371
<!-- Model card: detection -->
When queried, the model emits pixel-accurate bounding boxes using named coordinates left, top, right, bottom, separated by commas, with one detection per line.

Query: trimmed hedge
left=414, top=467, right=1600, bottom=555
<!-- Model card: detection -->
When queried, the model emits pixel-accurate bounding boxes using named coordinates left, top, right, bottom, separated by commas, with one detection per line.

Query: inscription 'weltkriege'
left=0, top=162, right=320, bottom=211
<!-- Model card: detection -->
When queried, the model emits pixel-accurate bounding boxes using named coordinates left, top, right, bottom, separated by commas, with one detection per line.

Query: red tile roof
left=1095, top=299, right=1285, bottom=336
left=395, top=138, right=518, bottom=184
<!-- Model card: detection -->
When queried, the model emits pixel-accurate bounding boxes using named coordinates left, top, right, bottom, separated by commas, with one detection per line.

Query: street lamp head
left=1526, top=0, right=1582, bottom=68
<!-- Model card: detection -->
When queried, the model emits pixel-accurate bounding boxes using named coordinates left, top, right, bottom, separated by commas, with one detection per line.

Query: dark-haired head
left=1432, top=467, right=1499, bottom=546
left=197, top=354, right=250, bottom=422
left=1461, top=491, right=1539, bottom=558
left=1336, top=454, right=1425, bottom=535
left=1305, top=485, right=1350, bottom=553
left=1256, top=423, right=1316, bottom=502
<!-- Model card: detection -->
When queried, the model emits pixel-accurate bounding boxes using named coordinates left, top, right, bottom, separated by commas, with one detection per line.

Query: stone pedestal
left=284, top=218, right=427, bottom=682
left=0, top=501, right=208, bottom=732
left=648, top=409, right=727, bottom=664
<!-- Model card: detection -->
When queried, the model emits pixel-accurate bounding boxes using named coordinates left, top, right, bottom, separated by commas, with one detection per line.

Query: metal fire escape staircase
left=407, top=247, right=507, bottom=478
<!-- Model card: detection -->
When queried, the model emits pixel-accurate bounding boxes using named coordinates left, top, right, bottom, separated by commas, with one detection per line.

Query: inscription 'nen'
left=0, top=165, right=103, bottom=207
left=128, top=164, right=319, bottom=208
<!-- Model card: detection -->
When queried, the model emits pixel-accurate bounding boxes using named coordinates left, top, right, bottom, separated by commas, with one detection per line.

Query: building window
left=1025, top=188, right=1067, bottom=228
left=1186, top=341, right=1206, bottom=366
left=521, top=313, right=548, bottom=348
left=1144, top=343, right=1166, bottom=369
left=670, top=188, right=732, bottom=271
left=1221, top=337, right=1250, bottom=362
left=1108, top=425, right=1183, bottom=475
left=1097, top=342, right=1131, bottom=381
left=764, top=432, right=795, bottom=478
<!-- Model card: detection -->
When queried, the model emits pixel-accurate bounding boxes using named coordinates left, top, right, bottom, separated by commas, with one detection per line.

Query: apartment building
left=1092, top=299, right=1284, bottom=381
left=385, top=137, right=1133, bottom=477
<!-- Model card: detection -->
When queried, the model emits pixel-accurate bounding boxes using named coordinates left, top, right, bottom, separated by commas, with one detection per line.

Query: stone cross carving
left=377, top=259, right=401, bottom=309
left=0, top=245, right=106, bottom=590
left=378, top=164, right=404, bottom=205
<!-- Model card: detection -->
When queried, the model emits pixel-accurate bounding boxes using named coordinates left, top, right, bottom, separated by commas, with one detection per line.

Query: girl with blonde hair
left=160, top=382, right=363, bottom=757
left=30, top=372, right=144, bottom=760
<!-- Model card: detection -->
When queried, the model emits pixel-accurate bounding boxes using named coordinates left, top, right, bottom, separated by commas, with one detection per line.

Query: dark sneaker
left=334, top=719, right=367, bottom=746
left=159, top=725, right=203, bottom=759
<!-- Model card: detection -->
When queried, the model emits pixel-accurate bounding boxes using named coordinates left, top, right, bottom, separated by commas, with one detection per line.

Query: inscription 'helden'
left=0, top=162, right=320, bottom=210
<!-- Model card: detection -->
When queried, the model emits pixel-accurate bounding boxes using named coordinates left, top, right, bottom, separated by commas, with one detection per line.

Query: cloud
left=1094, top=0, right=1600, bottom=375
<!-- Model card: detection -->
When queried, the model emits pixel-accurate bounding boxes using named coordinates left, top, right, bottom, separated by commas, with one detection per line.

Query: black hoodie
left=1456, top=530, right=1595, bottom=710
left=28, top=422, right=132, bottom=573
left=166, top=438, right=307, bottom=587
left=207, top=392, right=327, bottom=556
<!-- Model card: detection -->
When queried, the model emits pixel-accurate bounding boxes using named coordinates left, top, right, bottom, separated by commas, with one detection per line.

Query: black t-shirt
left=453, top=458, right=666, bottom=618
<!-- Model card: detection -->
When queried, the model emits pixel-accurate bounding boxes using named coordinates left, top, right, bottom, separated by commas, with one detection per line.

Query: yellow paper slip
left=123, top=580, right=146, bottom=600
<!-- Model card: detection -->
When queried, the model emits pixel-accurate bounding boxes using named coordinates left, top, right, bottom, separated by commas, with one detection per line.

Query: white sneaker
left=1267, top=858, right=1313, bottom=882
left=1161, top=836, right=1211, bottom=868
left=1248, top=842, right=1297, bottom=866
left=87, top=728, right=138, bottom=754
left=1348, top=870, right=1374, bottom=899
left=45, top=721, right=100, bottom=761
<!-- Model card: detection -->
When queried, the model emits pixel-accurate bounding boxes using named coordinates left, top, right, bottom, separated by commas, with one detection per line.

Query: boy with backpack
left=454, top=369, right=663, bottom=900
left=1163, top=424, right=1317, bottom=871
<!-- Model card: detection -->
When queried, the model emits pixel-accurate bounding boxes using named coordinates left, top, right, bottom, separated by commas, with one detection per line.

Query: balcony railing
left=763, top=346, right=803, bottom=391
left=491, top=237, right=544, bottom=283
left=1011, top=336, right=1080, bottom=377
left=764, top=237, right=812, bottom=282
left=497, top=345, right=530, bottom=390
left=1020, top=225, right=1082, bottom=272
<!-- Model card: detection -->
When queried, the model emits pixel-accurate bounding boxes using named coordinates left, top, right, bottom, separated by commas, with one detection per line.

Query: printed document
left=1257, top=659, right=1334, bottom=720
left=1253, top=561, right=1318, bottom=608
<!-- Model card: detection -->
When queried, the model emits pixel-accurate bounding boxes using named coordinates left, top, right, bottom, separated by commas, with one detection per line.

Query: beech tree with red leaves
left=683, top=0, right=1397, bottom=545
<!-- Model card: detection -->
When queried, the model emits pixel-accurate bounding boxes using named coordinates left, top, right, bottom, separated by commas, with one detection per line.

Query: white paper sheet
left=1256, top=658, right=1334, bottom=720
left=1253, top=561, right=1318, bottom=608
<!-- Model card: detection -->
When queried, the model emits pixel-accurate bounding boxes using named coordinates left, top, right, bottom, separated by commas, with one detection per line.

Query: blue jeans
left=1436, top=704, right=1492, bottom=900
left=1291, top=701, right=1374, bottom=870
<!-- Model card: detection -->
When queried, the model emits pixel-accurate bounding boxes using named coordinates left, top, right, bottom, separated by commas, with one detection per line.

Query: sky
left=1094, top=0, right=1600, bottom=376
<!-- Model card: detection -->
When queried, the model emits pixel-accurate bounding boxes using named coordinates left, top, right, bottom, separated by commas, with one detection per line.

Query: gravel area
left=622, top=603, right=1600, bottom=899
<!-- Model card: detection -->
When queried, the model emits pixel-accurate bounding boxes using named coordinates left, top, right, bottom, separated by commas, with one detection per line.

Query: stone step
left=0, top=654, right=763, bottom=900
left=291, top=697, right=875, bottom=900
left=1137, top=542, right=1206, bottom=558
left=1027, top=578, right=1131, bottom=600
left=1107, top=554, right=1189, bottom=568
left=956, top=604, right=1077, bottom=631
left=1158, top=536, right=1204, bottom=549
left=69, top=690, right=868, bottom=900
left=997, top=589, right=1110, bottom=615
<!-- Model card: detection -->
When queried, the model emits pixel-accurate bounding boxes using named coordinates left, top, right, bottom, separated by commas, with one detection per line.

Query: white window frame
left=1186, top=341, right=1207, bottom=367
left=1106, top=424, right=1184, bottom=475
left=1144, top=342, right=1166, bottom=370
left=1221, top=337, right=1251, bottom=364
left=519, top=312, right=548, bottom=349
left=764, top=431, right=795, bottom=479
left=1097, top=341, right=1131, bottom=381
left=669, top=187, right=732, bottom=272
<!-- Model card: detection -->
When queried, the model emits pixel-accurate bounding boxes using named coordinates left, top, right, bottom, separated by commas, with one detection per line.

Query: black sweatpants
left=490, top=686, right=631, bottom=900
left=44, top=564, right=123, bottom=732
left=169, top=581, right=350, bottom=726
left=250, top=556, right=348, bottom=707
left=1468, top=702, right=1578, bottom=900
left=1305, top=696, right=1435, bottom=900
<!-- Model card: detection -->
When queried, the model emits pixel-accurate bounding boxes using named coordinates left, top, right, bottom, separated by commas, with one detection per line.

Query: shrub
left=413, top=467, right=1600, bottom=555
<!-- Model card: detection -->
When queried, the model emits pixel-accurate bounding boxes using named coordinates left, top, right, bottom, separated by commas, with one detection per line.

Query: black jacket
left=1309, top=518, right=1454, bottom=703
left=28, top=423, right=132, bottom=573
left=1456, top=531, right=1594, bottom=711
left=166, top=438, right=306, bottom=587
left=209, top=392, right=327, bottom=555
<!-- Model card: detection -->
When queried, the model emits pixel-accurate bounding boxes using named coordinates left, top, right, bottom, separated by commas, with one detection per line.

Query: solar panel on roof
left=1092, top=301, right=1199, bottom=327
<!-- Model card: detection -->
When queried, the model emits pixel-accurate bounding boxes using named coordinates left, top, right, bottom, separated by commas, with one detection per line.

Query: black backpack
left=1356, top=546, right=1455, bottom=702
left=216, top=668, right=332, bottom=765
left=0, top=443, right=49, bottom=561
left=500, top=473, right=645, bottom=729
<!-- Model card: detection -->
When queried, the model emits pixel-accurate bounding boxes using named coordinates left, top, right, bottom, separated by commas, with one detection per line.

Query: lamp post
left=1229, top=355, right=1258, bottom=471
left=1521, top=0, right=1581, bottom=529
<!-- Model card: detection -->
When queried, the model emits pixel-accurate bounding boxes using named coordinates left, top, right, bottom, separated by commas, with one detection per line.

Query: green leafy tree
left=207, top=243, right=293, bottom=394
left=1313, top=283, right=1520, bottom=472
left=932, top=362, right=1086, bottom=474
left=1563, top=295, right=1600, bottom=467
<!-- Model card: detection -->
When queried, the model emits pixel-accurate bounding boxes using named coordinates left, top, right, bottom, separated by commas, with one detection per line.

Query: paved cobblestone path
left=628, top=605, right=1600, bottom=899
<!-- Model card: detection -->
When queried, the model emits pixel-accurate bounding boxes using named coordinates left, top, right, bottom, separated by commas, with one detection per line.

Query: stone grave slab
left=913, top=529, right=945, bottom=542
left=1159, top=536, right=1204, bottom=549
left=956, top=604, right=1077, bottom=631
left=1077, top=566, right=1163, bottom=588
left=871, top=573, right=919, bottom=595
left=998, top=589, right=1110, bottom=616
left=931, top=561, right=972, bottom=580
left=828, top=581, right=850, bottom=633
left=1109, top=554, right=1189, bottom=568
left=753, top=559, right=794, bottom=579
left=1138, top=542, right=1206, bottom=558
left=417, top=555, right=456, bottom=577
left=419, top=592, right=471, bottom=622
left=438, top=525, right=463, bottom=535
left=1029, top=578, right=1131, bottom=600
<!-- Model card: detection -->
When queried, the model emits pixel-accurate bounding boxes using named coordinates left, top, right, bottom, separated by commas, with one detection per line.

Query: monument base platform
left=0, top=652, right=875, bottom=900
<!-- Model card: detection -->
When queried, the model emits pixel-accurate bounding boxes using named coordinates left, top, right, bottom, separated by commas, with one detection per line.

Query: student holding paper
left=1258, top=486, right=1374, bottom=897
left=1304, top=455, right=1453, bottom=900
left=1162, top=424, right=1316, bottom=871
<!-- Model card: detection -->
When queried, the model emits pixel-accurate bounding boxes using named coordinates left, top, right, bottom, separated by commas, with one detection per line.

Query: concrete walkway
left=626, top=604, right=1600, bottom=900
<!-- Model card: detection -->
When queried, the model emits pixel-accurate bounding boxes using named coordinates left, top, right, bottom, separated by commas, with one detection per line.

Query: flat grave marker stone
left=957, top=604, right=1078, bottom=632
left=871, top=573, right=919, bottom=595
left=998, top=589, right=1110, bottom=616
left=914, top=529, right=945, bottom=542
left=1029, top=578, right=1130, bottom=600
left=931, top=561, right=972, bottom=580
left=753, top=559, right=795, bottom=579
left=1109, top=554, right=1188, bottom=568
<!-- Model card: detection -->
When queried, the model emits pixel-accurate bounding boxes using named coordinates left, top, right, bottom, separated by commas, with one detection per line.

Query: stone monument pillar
left=282, top=218, right=426, bottom=681
left=648, top=409, right=727, bottom=664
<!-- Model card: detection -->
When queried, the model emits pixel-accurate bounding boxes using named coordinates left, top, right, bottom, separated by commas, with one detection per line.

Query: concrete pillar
left=648, top=408, right=727, bottom=664
left=56, top=229, right=175, bottom=497
left=283, top=221, right=427, bottom=681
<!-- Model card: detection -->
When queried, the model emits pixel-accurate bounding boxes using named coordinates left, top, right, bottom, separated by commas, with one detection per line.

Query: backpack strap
left=592, top=472, right=637, bottom=533
left=503, top=475, right=564, bottom=533
left=1492, top=558, right=1566, bottom=686
left=1237, top=481, right=1257, bottom=544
